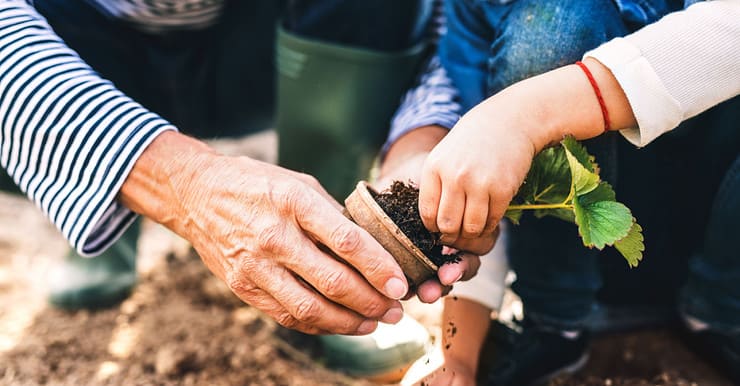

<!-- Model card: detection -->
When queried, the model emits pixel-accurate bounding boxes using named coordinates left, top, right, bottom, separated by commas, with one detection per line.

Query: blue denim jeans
left=441, top=0, right=740, bottom=333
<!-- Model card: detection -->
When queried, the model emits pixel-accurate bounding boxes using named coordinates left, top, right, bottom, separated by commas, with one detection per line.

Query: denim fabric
left=441, top=0, right=739, bottom=332
left=680, top=157, right=740, bottom=333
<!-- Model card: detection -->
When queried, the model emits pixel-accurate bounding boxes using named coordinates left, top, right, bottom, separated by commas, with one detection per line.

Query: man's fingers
left=296, top=193, right=409, bottom=300
left=284, top=240, right=404, bottom=324
left=242, top=260, right=380, bottom=335
left=224, top=272, right=328, bottom=335
left=416, top=278, right=450, bottom=303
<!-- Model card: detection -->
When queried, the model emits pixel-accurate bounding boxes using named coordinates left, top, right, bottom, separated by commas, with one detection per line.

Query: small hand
left=375, top=126, right=484, bottom=304
left=419, top=102, right=536, bottom=254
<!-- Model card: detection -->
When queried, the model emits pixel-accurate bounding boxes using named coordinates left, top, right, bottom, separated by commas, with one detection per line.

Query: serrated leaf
left=563, top=141, right=600, bottom=196
left=573, top=191, right=633, bottom=249
left=615, top=222, right=644, bottom=268
left=561, top=136, right=598, bottom=173
left=512, top=146, right=571, bottom=206
left=580, top=181, right=616, bottom=205
left=504, top=209, right=523, bottom=225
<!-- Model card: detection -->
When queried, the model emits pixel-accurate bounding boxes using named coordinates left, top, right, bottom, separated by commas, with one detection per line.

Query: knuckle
left=461, top=225, right=483, bottom=239
left=320, top=270, right=350, bottom=299
left=225, top=273, right=256, bottom=296
left=329, top=222, right=362, bottom=256
left=256, top=224, right=284, bottom=254
left=275, top=312, right=299, bottom=330
left=360, top=299, right=385, bottom=319
left=437, top=219, right=459, bottom=235
left=448, top=167, right=477, bottom=185
left=293, top=298, right=321, bottom=323
left=269, top=180, right=305, bottom=215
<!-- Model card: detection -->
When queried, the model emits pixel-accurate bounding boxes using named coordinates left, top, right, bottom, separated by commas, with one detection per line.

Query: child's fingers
left=483, top=192, right=508, bottom=235
left=450, top=226, right=498, bottom=255
left=436, top=182, right=465, bottom=244
left=419, top=166, right=442, bottom=233
left=460, top=191, right=489, bottom=239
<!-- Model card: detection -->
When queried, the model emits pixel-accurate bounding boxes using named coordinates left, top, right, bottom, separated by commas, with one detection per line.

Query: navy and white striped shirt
left=0, top=0, right=460, bottom=256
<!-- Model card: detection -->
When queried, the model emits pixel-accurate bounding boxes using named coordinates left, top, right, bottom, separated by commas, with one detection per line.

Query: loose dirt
left=0, top=131, right=733, bottom=386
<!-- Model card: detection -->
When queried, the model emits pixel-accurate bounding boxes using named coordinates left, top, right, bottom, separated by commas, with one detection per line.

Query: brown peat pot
left=344, top=181, right=438, bottom=287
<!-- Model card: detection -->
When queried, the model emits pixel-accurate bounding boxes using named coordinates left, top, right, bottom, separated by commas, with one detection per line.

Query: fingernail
left=384, top=277, right=408, bottom=299
left=357, top=320, right=377, bottom=335
left=381, top=307, right=403, bottom=324
left=446, top=271, right=463, bottom=285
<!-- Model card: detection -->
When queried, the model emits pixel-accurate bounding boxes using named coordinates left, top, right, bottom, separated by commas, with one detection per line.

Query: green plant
left=505, top=136, right=644, bottom=267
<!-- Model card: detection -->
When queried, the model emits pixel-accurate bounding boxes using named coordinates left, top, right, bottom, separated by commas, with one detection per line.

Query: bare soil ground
left=0, top=131, right=733, bottom=386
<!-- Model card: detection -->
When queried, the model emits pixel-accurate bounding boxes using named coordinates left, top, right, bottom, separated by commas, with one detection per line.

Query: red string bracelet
left=575, top=61, right=611, bottom=133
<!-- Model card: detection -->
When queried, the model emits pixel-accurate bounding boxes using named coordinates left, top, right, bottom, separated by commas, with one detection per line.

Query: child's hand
left=419, top=59, right=639, bottom=250
left=375, top=125, right=483, bottom=303
left=419, top=100, right=537, bottom=252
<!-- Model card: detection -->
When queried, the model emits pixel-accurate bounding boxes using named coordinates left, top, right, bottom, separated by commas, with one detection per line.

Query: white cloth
left=585, top=0, right=740, bottom=147
left=449, top=222, right=509, bottom=311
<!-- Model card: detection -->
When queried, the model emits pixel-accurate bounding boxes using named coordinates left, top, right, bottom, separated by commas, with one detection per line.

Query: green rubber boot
left=275, top=26, right=427, bottom=199
left=320, top=315, right=432, bottom=383
left=47, top=220, right=140, bottom=310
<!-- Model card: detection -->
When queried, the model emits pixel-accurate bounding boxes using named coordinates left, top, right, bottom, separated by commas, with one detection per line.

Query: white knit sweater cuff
left=584, top=38, right=682, bottom=147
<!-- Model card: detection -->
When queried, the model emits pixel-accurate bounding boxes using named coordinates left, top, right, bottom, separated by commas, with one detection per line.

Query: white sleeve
left=450, top=222, right=509, bottom=311
left=584, top=0, right=740, bottom=147
left=0, top=1, right=176, bottom=256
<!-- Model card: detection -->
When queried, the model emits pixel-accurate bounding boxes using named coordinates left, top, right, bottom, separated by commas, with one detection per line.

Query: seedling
left=505, top=136, right=644, bottom=267
left=345, top=136, right=644, bottom=286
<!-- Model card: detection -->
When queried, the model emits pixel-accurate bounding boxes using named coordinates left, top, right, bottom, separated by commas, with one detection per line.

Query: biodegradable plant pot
left=344, top=181, right=438, bottom=287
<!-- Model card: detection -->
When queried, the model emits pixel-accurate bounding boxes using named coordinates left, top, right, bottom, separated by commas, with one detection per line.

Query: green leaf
left=534, top=208, right=575, bottom=223
left=615, top=222, right=644, bottom=268
left=563, top=138, right=600, bottom=196
left=511, top=146, right=571, bottom=206
left=504, top=209, right=523, bottom=225
left=561, top=136, right=597, bottom=173
left=573, top=189, right=633, bottom=249
left=580, top=181, right=616, bottom=205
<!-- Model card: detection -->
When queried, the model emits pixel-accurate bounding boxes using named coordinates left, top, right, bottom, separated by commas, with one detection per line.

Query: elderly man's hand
left=121, top=131, right=408, bottom=335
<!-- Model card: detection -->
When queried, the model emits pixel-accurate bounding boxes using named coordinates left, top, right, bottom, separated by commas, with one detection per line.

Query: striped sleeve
left=0, top=1, right=176, bottom=256
left=382, top=0, right=462, bottom=156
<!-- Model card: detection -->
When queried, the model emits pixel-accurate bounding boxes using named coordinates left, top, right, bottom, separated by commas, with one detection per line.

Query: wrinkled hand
left=376, top=128, right=482, bottom=303
left=419, top=100, right=537, bottom=253
left=123, top=133, right=409, bottom=335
